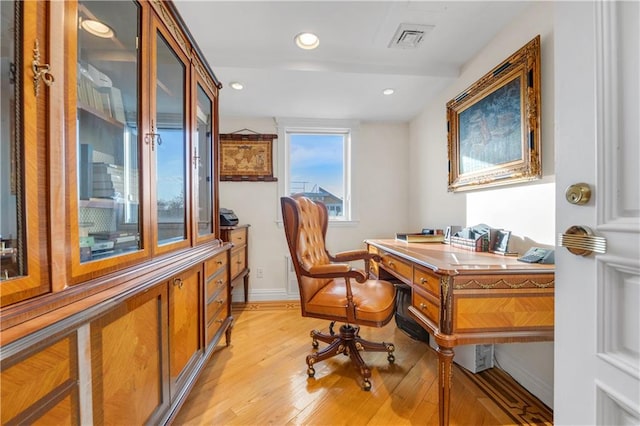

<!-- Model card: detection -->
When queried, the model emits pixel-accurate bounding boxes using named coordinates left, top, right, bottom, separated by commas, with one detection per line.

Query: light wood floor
left=174, top=304, right=552, bottom=425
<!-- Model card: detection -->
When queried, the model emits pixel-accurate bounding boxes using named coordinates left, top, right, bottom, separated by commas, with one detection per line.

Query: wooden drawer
left=205, top=251, right=228, bottom=278
left=414, top=266, right=440, bottom=296
left=230, top=247, right=246, bottom=279
left=206, top=286, right=228, bottom=325
left=413, top=291, right=440, bottom=325
left=228, top=227, right=247, bottom=247
left=206, top=269, right=228, bottom=301
left=206, top=303, right=229, bottom=346
left=379, top=251, right=412, bottom=282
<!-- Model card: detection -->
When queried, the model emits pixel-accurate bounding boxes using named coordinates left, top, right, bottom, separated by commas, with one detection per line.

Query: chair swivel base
left=306, top=324, right=395, bottom=391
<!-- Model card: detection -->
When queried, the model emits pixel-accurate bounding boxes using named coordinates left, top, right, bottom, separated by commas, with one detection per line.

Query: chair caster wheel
left=307, top=366, right=315, bottom=377
left=387, top=354, right=395, bottom=364
left=362, top=379, right=371, bottom=391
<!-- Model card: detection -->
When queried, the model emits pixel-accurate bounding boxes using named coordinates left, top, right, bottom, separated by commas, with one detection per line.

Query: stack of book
left=395, top=232, right=444, bottom=243
left=92, top=163, right=124, bottom=199
left=89, top=231, right=139, bottom=253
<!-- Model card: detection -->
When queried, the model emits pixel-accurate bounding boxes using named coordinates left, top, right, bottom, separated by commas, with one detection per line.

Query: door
left=555, top=2, right=639, bottom=424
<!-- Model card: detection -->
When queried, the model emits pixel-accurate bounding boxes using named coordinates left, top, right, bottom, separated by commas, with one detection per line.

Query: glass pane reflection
left=155, top=33, right=186, bottom=245
left=76, top=0, right=141, bottom=262
left=196, top=84, right=213, bottom=237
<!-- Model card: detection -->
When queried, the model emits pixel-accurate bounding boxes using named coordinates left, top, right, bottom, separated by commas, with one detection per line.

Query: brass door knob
left=558, top=225, right=606, bottom=256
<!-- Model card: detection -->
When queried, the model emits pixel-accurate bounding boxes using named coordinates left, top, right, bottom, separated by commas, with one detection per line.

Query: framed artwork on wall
left=447, top=35, right=541, bottom=192
left=219, top=132, right=278, bottom=181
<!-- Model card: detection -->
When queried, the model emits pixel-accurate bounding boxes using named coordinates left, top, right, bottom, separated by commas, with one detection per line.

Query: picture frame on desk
left=489, top=229, right=512, bottom=254
left=446, top=36, right=541, bottom=192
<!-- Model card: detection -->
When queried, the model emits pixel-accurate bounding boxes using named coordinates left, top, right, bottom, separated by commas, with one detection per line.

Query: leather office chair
left=280, top=195, right=397, bottom=391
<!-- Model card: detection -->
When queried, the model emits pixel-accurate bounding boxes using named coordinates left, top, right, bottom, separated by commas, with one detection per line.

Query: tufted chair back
left=282, top=195, right=331, bottom=306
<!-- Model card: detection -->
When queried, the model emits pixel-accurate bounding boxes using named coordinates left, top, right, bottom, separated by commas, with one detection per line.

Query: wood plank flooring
left=174, top=304, right=552, bottom=425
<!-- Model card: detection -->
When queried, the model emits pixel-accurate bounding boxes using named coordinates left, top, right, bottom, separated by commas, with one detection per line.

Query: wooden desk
left=365, top=239, right=554, bottom=426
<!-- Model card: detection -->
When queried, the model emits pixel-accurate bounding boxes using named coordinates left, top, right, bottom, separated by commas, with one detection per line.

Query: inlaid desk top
left=365, top=239, right=554, bottom=426
left=365, top=239, right=554, bottom=275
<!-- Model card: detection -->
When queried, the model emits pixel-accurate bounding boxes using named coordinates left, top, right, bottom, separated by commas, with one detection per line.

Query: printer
left=219, top=208, right=239, bottom=226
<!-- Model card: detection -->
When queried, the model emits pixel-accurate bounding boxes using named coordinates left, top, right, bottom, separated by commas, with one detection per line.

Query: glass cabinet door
left=75, top=0, right=141, bottom=263
left=0, top=0, right=51, bottom=305
left=152, top=28, right=189, bottom=248
left=194, top=83, right=214, bottom=240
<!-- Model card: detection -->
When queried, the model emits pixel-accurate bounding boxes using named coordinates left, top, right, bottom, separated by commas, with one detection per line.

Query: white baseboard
left=495, top=348, right=554, bottom=409
left=231, top=288, right=299, bottom=303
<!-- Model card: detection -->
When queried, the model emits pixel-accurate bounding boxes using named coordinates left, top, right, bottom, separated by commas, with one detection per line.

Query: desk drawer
left=230, top=247, right=246, bottom=279
left=414, top=266, right=440, bottom=297
left=413, top=291, right=440, bottom=325
left=379, top=252, right=412, bottom=282
left=229, top=227, right=247, bottom=247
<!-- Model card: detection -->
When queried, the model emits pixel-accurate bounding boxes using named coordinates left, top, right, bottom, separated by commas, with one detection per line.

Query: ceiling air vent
left=388, top=23, right=434, bottom=49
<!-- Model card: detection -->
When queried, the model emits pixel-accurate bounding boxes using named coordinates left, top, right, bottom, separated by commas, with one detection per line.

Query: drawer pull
left=217, top=299, right=224, bottom=305
left=217, top=279, right=223, bottom=286
left=419, top=303, right=427, bottom=310
left=215, top=319, right=224, bottom=324
left=216, top=260, right=223, bottom=265
left=420, top=277, right=427, bottom=284
left=387, top=260, right=394, bottom=267
left=173, top=277, right=183, bottom=289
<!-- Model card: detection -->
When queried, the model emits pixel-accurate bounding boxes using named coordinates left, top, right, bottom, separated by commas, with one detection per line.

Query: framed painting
left=219, top=133, right=277, bottom=181
left=447, top=35, right=541, bottom=192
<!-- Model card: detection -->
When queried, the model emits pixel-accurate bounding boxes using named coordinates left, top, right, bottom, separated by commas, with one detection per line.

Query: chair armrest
left=329, top=249, right=379, bottom=263
left=304, top=264, right=368, bottom=283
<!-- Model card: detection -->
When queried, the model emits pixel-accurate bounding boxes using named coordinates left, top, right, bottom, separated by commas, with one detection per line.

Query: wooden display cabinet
left=0, top=0, right=229, bottom=423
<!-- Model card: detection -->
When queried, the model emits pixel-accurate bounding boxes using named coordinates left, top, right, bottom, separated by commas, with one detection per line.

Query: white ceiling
left=173, top=1, right=532, bottom=122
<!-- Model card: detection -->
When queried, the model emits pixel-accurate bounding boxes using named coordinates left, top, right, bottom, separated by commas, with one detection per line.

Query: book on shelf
left=395, top=233, right=445, bottom=243
left=108, top=87, right=126, bottom=123
left=89, top=231, right=136, bottom=241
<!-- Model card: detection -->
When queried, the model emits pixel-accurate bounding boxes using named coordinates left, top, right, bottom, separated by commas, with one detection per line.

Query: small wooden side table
left=220, top=224, right=250, bottom=303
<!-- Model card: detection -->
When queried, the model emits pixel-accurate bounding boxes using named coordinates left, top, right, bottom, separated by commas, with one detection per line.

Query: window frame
left=276, top=118, right=359, bottom=225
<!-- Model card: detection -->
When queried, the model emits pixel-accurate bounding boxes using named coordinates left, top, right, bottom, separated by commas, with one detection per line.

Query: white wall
left=408, top=2, right=555, bottom=408
left=219, top=117, right=410, bottom=301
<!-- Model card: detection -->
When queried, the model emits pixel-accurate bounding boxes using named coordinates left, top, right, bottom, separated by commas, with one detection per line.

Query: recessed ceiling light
left=295, top=32, right=320, bottom=50
left=81, top=19, right=114, bottom=39
left=229, top=81, right=244, bottom=90
left=382, top=88, right=395, bottom=96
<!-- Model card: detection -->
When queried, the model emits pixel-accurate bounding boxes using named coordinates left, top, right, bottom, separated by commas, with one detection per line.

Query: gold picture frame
left=219, top=133, right=277, bottom=181
left=447, top=35, right=541, bottom=192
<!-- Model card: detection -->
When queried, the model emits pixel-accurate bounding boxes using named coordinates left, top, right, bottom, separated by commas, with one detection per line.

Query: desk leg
left=243, top=270, right=250, bottom=303
left=437, top=345, right=454, bottom=426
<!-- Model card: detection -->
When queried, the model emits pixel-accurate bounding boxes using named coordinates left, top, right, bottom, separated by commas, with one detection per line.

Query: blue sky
left=289, top=133, right=344, bottom=198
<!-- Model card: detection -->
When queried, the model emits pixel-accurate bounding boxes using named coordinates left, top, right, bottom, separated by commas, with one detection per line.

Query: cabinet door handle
left=173, top=277, right=183, bottom=289
left=32, top=40, right=54, bottom=97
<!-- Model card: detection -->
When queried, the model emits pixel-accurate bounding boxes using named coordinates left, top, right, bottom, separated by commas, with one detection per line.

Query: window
left=278, top=119, right=357, bottom=222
